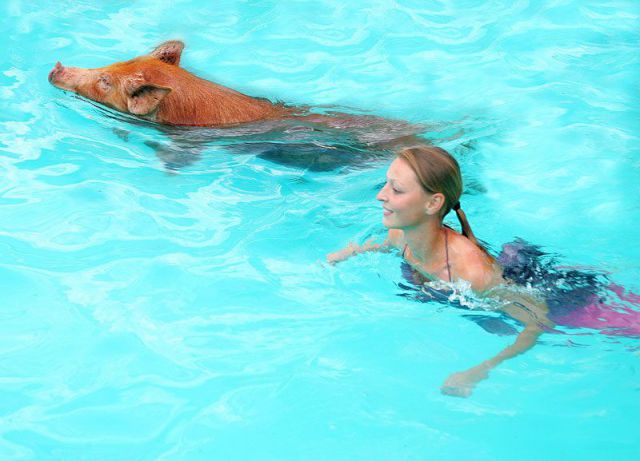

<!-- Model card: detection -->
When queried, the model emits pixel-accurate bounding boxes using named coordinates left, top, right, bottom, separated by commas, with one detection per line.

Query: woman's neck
left=403, top=219, right=445, bottom=265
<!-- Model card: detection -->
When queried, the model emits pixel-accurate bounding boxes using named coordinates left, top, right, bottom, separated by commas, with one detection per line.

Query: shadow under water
left=65, top=93, right=499, bottom=176
left=96, top=99, right=439, bottom=172
left=150, top=113, right=431, bottom=172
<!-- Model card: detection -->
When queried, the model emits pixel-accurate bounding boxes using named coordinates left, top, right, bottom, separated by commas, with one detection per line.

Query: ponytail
left=452, top=201, right=494, bottom=260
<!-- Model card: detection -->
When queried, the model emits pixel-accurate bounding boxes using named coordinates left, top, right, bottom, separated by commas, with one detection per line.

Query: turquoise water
left=2, top=0, right=640, bottom=459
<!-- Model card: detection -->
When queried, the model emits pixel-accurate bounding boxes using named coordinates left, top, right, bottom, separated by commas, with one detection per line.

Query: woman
left=327, top=146, right=554, bottom=397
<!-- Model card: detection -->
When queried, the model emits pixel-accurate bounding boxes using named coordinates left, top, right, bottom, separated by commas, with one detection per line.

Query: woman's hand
left=326, top=243, right=358, bottom=265
left=441, top=365, right=489, bottom=398
left=440, top=322, right=547, bottom=397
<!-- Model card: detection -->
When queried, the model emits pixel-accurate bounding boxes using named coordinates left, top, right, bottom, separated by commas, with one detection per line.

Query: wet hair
left=397, top=146, right=491, bottom=257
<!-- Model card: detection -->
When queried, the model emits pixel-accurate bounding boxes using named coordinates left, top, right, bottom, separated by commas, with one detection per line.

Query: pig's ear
left=150, top=40, right=185, bottom=66
left=126, top=82, right=171, bottom=116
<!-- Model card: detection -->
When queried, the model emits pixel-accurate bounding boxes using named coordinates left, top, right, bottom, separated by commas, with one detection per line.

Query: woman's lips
left=383, top=208, right=392, bottom=216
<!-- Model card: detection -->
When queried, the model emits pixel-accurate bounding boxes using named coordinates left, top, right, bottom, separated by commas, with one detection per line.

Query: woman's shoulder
left=448, top=230, right=502, bottom=291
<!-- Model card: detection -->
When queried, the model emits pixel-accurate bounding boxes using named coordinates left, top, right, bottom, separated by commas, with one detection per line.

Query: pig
left=48, top=40, right=449, bottom=171
left=48, top=40, right=292, bottom=126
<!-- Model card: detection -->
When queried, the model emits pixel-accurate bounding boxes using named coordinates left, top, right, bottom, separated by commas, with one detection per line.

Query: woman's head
left=376, top=146, right=462, bottom=230
left=397, top=146, right=462, bottom=219
left=377, top=146, right=488, bottom=255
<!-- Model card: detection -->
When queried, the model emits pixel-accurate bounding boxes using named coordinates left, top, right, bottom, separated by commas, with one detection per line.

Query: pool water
left=1, top=1, right=639, bottom=460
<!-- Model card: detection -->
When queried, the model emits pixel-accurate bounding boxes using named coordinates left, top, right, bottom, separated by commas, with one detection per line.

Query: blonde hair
left=398, top=146, right=491, bottom=256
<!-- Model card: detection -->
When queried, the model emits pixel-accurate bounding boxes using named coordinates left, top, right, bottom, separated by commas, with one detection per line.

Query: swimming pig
left=48, top=40, right=442, bottom=171
left=48, top=40, right=291, bottom=126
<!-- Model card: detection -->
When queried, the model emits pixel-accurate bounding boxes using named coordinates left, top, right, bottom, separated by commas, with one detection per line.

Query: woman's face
left=376, top=158, right=431, bottom=229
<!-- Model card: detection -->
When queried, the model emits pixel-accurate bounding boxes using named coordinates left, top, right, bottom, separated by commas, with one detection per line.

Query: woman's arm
left=326, top=229, right=403, bottom=265
left=326, top=239, right=387, bottom=264
left=441, top=289, right=553, bottom=397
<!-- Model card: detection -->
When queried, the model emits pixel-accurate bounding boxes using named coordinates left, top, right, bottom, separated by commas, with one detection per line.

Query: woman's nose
left=376, top=185, right=387, bottom=202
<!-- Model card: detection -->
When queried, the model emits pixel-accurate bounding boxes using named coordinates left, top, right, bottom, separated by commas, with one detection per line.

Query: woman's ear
left=425, top=192, right=445, bottom=216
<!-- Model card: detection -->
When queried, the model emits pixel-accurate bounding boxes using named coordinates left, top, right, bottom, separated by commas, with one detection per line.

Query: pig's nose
left=48, top=62, right=64, bottom=82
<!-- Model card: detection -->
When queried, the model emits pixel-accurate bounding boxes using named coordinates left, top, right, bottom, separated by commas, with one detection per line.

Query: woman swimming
left=327, top=146, right=556, bottom=397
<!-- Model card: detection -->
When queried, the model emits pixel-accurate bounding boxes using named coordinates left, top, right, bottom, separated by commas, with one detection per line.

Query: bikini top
left=401, top=227, right=453, bottom=283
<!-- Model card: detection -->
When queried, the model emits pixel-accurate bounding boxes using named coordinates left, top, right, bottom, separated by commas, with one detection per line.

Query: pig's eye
left=97, top=74, right=112, bottom=92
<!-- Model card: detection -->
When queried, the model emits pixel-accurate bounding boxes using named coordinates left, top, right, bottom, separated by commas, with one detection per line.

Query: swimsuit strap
left=401, top=243, right=408, bottom=258
left=444, top=227, right=452, bottom=283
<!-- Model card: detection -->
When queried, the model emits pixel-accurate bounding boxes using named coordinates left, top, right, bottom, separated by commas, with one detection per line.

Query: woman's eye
left=392, top=187, right=402, bottom=193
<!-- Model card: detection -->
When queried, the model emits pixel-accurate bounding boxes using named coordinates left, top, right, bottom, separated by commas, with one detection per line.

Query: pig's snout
left=48, top=62, right=65, bottom=83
